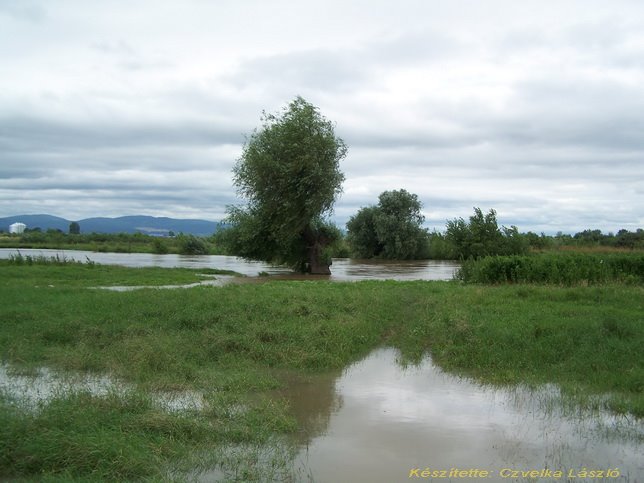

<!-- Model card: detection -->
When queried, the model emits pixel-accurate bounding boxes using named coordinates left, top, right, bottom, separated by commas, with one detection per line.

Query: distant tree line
left=341, top=192, right=643, bottom=260
left=3, top=211, right=643, bottom=262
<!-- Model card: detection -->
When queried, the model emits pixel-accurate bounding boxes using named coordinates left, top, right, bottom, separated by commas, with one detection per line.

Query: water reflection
left=273, top=369, right=344, bottom=446
left=286, top=348, right=642, bottom=482
left=0, top=249, right=459, bottom=281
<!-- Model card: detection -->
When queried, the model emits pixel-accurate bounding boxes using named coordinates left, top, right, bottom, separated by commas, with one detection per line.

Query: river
left=0, top=248, right=459, bottom=281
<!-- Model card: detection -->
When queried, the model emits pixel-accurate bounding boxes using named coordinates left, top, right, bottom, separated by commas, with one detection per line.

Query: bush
left=152, top=238, right=169, bottom=254
left=457, top=253, right=644, bottom=285
left=177, top=235, right=208, bottom=255
left=446, top=208, right=528, bottom=259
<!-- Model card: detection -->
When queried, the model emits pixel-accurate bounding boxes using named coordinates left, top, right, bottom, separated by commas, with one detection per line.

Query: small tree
left=69, top=221, right=80, bottom=234
left=445, top=207, right=528, bottom=259
left=347, top=189, right=429, bottom=259
left=225, top=97, right=347, bottom=274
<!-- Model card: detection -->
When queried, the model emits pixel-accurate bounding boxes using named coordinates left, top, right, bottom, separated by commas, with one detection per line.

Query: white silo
left=9, top=222, right=26, bottom=234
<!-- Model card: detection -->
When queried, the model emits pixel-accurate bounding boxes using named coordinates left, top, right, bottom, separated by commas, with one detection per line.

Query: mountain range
left=0, top=214, right=221, bottom=236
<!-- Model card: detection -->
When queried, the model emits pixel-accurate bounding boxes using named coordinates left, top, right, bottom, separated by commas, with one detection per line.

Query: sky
left=1, top=0, right=643, bottom=234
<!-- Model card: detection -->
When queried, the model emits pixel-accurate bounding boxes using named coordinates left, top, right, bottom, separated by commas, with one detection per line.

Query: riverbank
left=1, top=261, right=642, bottom=480
left=0, top=234, right=222, bottom=256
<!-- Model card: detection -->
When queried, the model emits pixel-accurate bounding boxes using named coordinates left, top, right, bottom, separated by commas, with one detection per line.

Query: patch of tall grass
left=7, top=252, right=95, bottom=266
left=457, top=252, right=644, bottom=284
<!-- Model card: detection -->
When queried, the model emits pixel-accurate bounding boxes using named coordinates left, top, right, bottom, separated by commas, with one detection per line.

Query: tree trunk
left=307, top=241, right=331, bottom=274
left=304, top=225, right=331, bottom=275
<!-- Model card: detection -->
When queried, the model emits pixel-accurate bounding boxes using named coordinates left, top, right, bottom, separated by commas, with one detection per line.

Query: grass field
left=1, top=260, right=642, bottom=480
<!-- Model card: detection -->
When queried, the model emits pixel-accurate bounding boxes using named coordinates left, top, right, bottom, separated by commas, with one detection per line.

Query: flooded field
left=3, top=250, right=640, bottom=481
left=284, top=348, right=642, bottom=482
left=2, top=349, right=642, bottom=482
left=0, top=248, right=459, bottom=281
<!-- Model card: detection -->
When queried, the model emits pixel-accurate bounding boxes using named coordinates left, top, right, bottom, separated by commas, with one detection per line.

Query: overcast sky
left=1, top=0, right=643, bottom=233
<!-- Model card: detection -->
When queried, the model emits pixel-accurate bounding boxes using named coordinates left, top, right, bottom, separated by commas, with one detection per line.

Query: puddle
left=0, top=364, right=206, bottom=413
left=285, top=348, right=642, bottom=482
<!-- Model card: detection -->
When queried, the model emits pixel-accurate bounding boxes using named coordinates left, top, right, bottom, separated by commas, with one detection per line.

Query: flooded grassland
left=0, top=260, right=642, bottom=481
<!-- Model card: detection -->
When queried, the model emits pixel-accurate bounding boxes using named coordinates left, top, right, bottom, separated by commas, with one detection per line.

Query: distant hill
left=0, top=214, right=221, bottom=236
left=0, top=214, right=70, bottom=232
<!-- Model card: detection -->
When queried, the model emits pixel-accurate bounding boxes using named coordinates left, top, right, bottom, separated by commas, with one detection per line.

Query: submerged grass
left=0, top=261, right=642, bottom=480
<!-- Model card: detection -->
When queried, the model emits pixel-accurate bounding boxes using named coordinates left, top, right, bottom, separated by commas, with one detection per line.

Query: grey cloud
left=408, top=77, right=644, bottom=152
left=1, top=0, right=642, bottom=233
left=89, top=40, right=173, bottom=71
left=0, top=1, right=46, bottom=22
left=224, top=29, right=462, bottom=101
left=226, top=49, right=368, bottom=96
left=0, top=116, right=242, bottom=154
left=364, top=30, right=469, bottom=65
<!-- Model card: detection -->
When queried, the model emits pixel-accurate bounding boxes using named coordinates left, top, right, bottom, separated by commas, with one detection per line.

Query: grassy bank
left=1, top=261, right=642, bottom=480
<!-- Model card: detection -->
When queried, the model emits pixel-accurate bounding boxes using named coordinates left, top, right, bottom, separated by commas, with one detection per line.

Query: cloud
left=0, top=1, right=47, bottom=22
left=0, top=0, right=642, bottom=234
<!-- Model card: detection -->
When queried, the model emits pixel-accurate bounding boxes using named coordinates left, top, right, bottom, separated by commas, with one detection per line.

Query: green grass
left=0, top=262, right=642, bottom=480
left=1, top=258, right=240, bottom=289
left=457, top=252, right=644, bottom=284
left=0, top=235, right=229, bottom=256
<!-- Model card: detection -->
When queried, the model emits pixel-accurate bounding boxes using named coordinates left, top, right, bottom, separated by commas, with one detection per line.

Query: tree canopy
left=224, top=97, right=347, bottom=273
left=445, top=207, right=528, bottom=259
left=68, top=222, right=80, bottom=235
left=346, top=189, right=429, bottom=259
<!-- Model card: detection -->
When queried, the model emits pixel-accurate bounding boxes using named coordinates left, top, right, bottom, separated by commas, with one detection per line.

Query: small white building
left=9, top=222, right=26, bottom=234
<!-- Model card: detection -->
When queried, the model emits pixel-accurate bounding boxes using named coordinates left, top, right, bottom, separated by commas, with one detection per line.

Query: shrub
left=457, top=253, right=644, bottom=285
left=177, top=235, right=208, bottom=255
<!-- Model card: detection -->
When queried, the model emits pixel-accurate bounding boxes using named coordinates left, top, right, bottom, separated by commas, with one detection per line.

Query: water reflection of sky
left=294, top=348, right=643, bottom=483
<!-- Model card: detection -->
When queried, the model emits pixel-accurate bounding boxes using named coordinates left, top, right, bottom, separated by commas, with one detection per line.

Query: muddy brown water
left=0, top=249, right=459, bottom=281
left=282, top=348, right=642, bottom=482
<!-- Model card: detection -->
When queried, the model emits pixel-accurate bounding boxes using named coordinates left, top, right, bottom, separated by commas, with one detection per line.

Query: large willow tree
left=225, top=97, right=347, bottom=274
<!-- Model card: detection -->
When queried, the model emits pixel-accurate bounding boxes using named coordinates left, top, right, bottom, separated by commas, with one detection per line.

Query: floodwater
left=283, top=348, right=642, bottom=482
left=0, top=364, right=205, bottom=413
left=0, top=248, right=459, bottom=281
left=2, top=350, right=642, bottom=482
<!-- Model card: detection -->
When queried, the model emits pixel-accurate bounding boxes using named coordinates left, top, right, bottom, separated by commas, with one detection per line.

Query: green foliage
left=177, top=234, right=208, bottom=255
left=152, top=237, right=169, bottom=254
left=427, top=231, right=456, bottom=259
left=524, top=231, right=554, bottom=250
left=8, top=252, right=94, bottom=266
left=68, top=221, right=80, bottom=235
left=346, top=205, right=380, bottom=258
left=347, top=189, right=429, bottom=259
left=225, top=97, right=347, bottom=273
left=0, top=230, right=189, bottom=254
left=457, top=253, right=644, bottom=285
left=615, top=228, right=644, bottom=248
left=445, top=207, right=528, bottom=259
